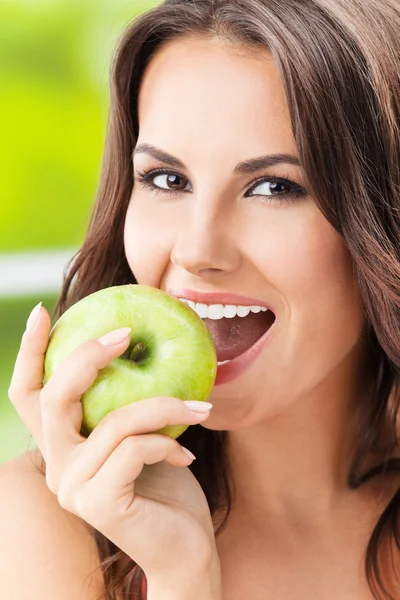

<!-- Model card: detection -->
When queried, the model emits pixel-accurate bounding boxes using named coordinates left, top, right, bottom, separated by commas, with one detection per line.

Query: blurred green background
left=0, top=0, right=158, bottom=464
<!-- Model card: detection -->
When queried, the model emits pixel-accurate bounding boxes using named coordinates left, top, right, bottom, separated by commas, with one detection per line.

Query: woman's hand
left=8, top=302, right=222, bottom=589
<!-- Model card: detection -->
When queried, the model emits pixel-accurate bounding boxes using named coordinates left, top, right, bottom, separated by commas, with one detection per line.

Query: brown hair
left=35, top=0, right=400, bottom=598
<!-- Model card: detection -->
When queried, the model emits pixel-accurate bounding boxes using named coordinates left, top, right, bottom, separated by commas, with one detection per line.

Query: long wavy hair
left=33, top=0, right=400, bottom=598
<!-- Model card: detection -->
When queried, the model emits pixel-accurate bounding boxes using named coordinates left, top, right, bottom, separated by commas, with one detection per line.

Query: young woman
left=2, top=0, right=400, bottom=598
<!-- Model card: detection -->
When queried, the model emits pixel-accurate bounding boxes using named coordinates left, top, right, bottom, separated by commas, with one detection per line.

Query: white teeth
left=236, top=305, right=251, bottom=317
left=217, top=360, right=231, bottom=366
left=194, top=302, right=208, bottom=318
left=206, top=304, right=225, bottom=320
left=250, top=306, right=261, bottom=313
left=224, top=305, right=237, bottom=318
left=178, top=297, right=269, bottom=320
left=178, top=298, right=191, bottom=306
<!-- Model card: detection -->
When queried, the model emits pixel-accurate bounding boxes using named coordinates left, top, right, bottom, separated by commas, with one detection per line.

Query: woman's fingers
left=7, top=302, right=52, bottom=451
left=40, top=328, right=132, bottom=460
left=67, top=396, right=210, bottom=481
left=58, top=432, right=192, bottom=530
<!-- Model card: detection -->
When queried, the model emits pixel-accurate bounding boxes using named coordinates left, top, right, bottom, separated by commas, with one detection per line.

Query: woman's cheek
left=123, top=199, right=174, bottom=286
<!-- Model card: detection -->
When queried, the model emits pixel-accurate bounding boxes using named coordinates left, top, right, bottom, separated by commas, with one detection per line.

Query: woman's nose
left=170, top=206, right=240, bottom=277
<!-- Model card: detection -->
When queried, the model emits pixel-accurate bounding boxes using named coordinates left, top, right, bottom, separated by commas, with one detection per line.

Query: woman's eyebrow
left=133, top=143, right=301, bottom=173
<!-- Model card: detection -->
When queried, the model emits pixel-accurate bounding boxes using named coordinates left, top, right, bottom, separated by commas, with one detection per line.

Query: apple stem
left=129, top=342, right=147, bottom=363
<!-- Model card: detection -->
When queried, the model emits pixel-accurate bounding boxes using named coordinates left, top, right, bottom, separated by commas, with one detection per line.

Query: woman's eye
left=136, top=170, right=191, bottom=195
left=135, top=168, right=307, bottom=203
left=153, top=173, right=191, bottom=192
left=248, top=179, right=296, bottom=197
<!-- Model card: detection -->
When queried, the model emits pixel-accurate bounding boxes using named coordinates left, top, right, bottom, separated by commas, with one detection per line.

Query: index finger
left=40, top=328, right=132, bottom=462
left=8, top=302, right=52, bottom=451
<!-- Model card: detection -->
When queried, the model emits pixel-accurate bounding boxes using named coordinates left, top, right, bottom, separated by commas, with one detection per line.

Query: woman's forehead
left=137, top=37, right=296, bottom=156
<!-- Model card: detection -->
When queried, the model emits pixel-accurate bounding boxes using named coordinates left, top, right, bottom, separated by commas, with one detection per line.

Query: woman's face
left=124, top=36, right=367, bottom=430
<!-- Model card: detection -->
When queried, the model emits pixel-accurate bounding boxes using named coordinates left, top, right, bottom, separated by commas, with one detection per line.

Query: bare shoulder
left=0, top=449, right=106, bottom=599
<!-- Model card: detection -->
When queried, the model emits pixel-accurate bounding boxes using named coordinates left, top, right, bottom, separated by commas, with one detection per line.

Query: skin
left=5, top=30, right=399, bottom=600
left=124, top=36, right=394, bottom=597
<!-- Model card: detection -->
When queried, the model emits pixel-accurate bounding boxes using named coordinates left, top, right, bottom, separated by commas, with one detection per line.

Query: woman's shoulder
left=0, top=449, right=106, bottom=599
left=0, top=447, right=46, bottom=483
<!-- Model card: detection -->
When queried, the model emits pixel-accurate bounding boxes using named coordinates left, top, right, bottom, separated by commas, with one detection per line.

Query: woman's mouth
left=175, top=293, right=277, bottom=385
left=177, top=296, right=277, bottom=385
left=208, top=309, right=277, bottom=385
left=203, top=308, right=275, bottom=362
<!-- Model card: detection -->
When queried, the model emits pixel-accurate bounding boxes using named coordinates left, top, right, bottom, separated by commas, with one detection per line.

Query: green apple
left=44, top=284, right=217, bottom=438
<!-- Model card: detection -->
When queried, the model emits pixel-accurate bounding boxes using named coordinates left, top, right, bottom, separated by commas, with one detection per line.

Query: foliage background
left=0, top=0, right=158, bottom=463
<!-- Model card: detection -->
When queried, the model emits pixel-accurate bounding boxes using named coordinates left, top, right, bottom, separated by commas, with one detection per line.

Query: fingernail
left=183, top=401, right=213, bottom=413
left=181, top=446, right=196, bottom=462
left=26, top=302, right=42, bottom=332
left=99, top=327, right=131, bottom=346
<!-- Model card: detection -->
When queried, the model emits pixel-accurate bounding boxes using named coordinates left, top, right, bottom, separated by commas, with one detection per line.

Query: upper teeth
left=177, top=299, right=268, bottom=320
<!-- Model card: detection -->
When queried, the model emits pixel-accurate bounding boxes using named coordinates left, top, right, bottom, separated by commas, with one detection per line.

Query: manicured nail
left=183, top=401, right=213, bottom=413
left=99, top=327, right=131, bottom=346
left=181, top=446, right=196, bottom=463
left=26, top=302, right=42, bottom=332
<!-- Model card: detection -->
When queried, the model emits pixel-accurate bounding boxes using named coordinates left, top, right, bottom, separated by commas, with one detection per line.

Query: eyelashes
left=134, top=167, right=308, bottom=205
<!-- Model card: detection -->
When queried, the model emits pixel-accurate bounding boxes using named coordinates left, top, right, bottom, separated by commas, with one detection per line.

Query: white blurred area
left=0, top=249, right=77, bottom=297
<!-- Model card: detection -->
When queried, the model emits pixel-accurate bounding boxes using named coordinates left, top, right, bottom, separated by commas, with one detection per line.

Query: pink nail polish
left=183, top=401, right=213, bottom=413
left=26, top=302, right=42, bottom=332
left=181, top=447, right=196, bottom=462
left=99, top=327, right=131, bottom=346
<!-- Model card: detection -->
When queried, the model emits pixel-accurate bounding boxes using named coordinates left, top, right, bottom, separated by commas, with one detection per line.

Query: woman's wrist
left=147, top=577, right=222, bottom=600
left=146, top=551, right=222, bottom=600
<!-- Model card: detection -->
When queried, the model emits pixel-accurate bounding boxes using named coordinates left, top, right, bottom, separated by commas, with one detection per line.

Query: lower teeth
left=217, top=360, right=232, bottom=366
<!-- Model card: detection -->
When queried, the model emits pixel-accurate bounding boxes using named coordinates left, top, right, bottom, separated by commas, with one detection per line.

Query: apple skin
left=43, top=284, right=217, bottom=438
